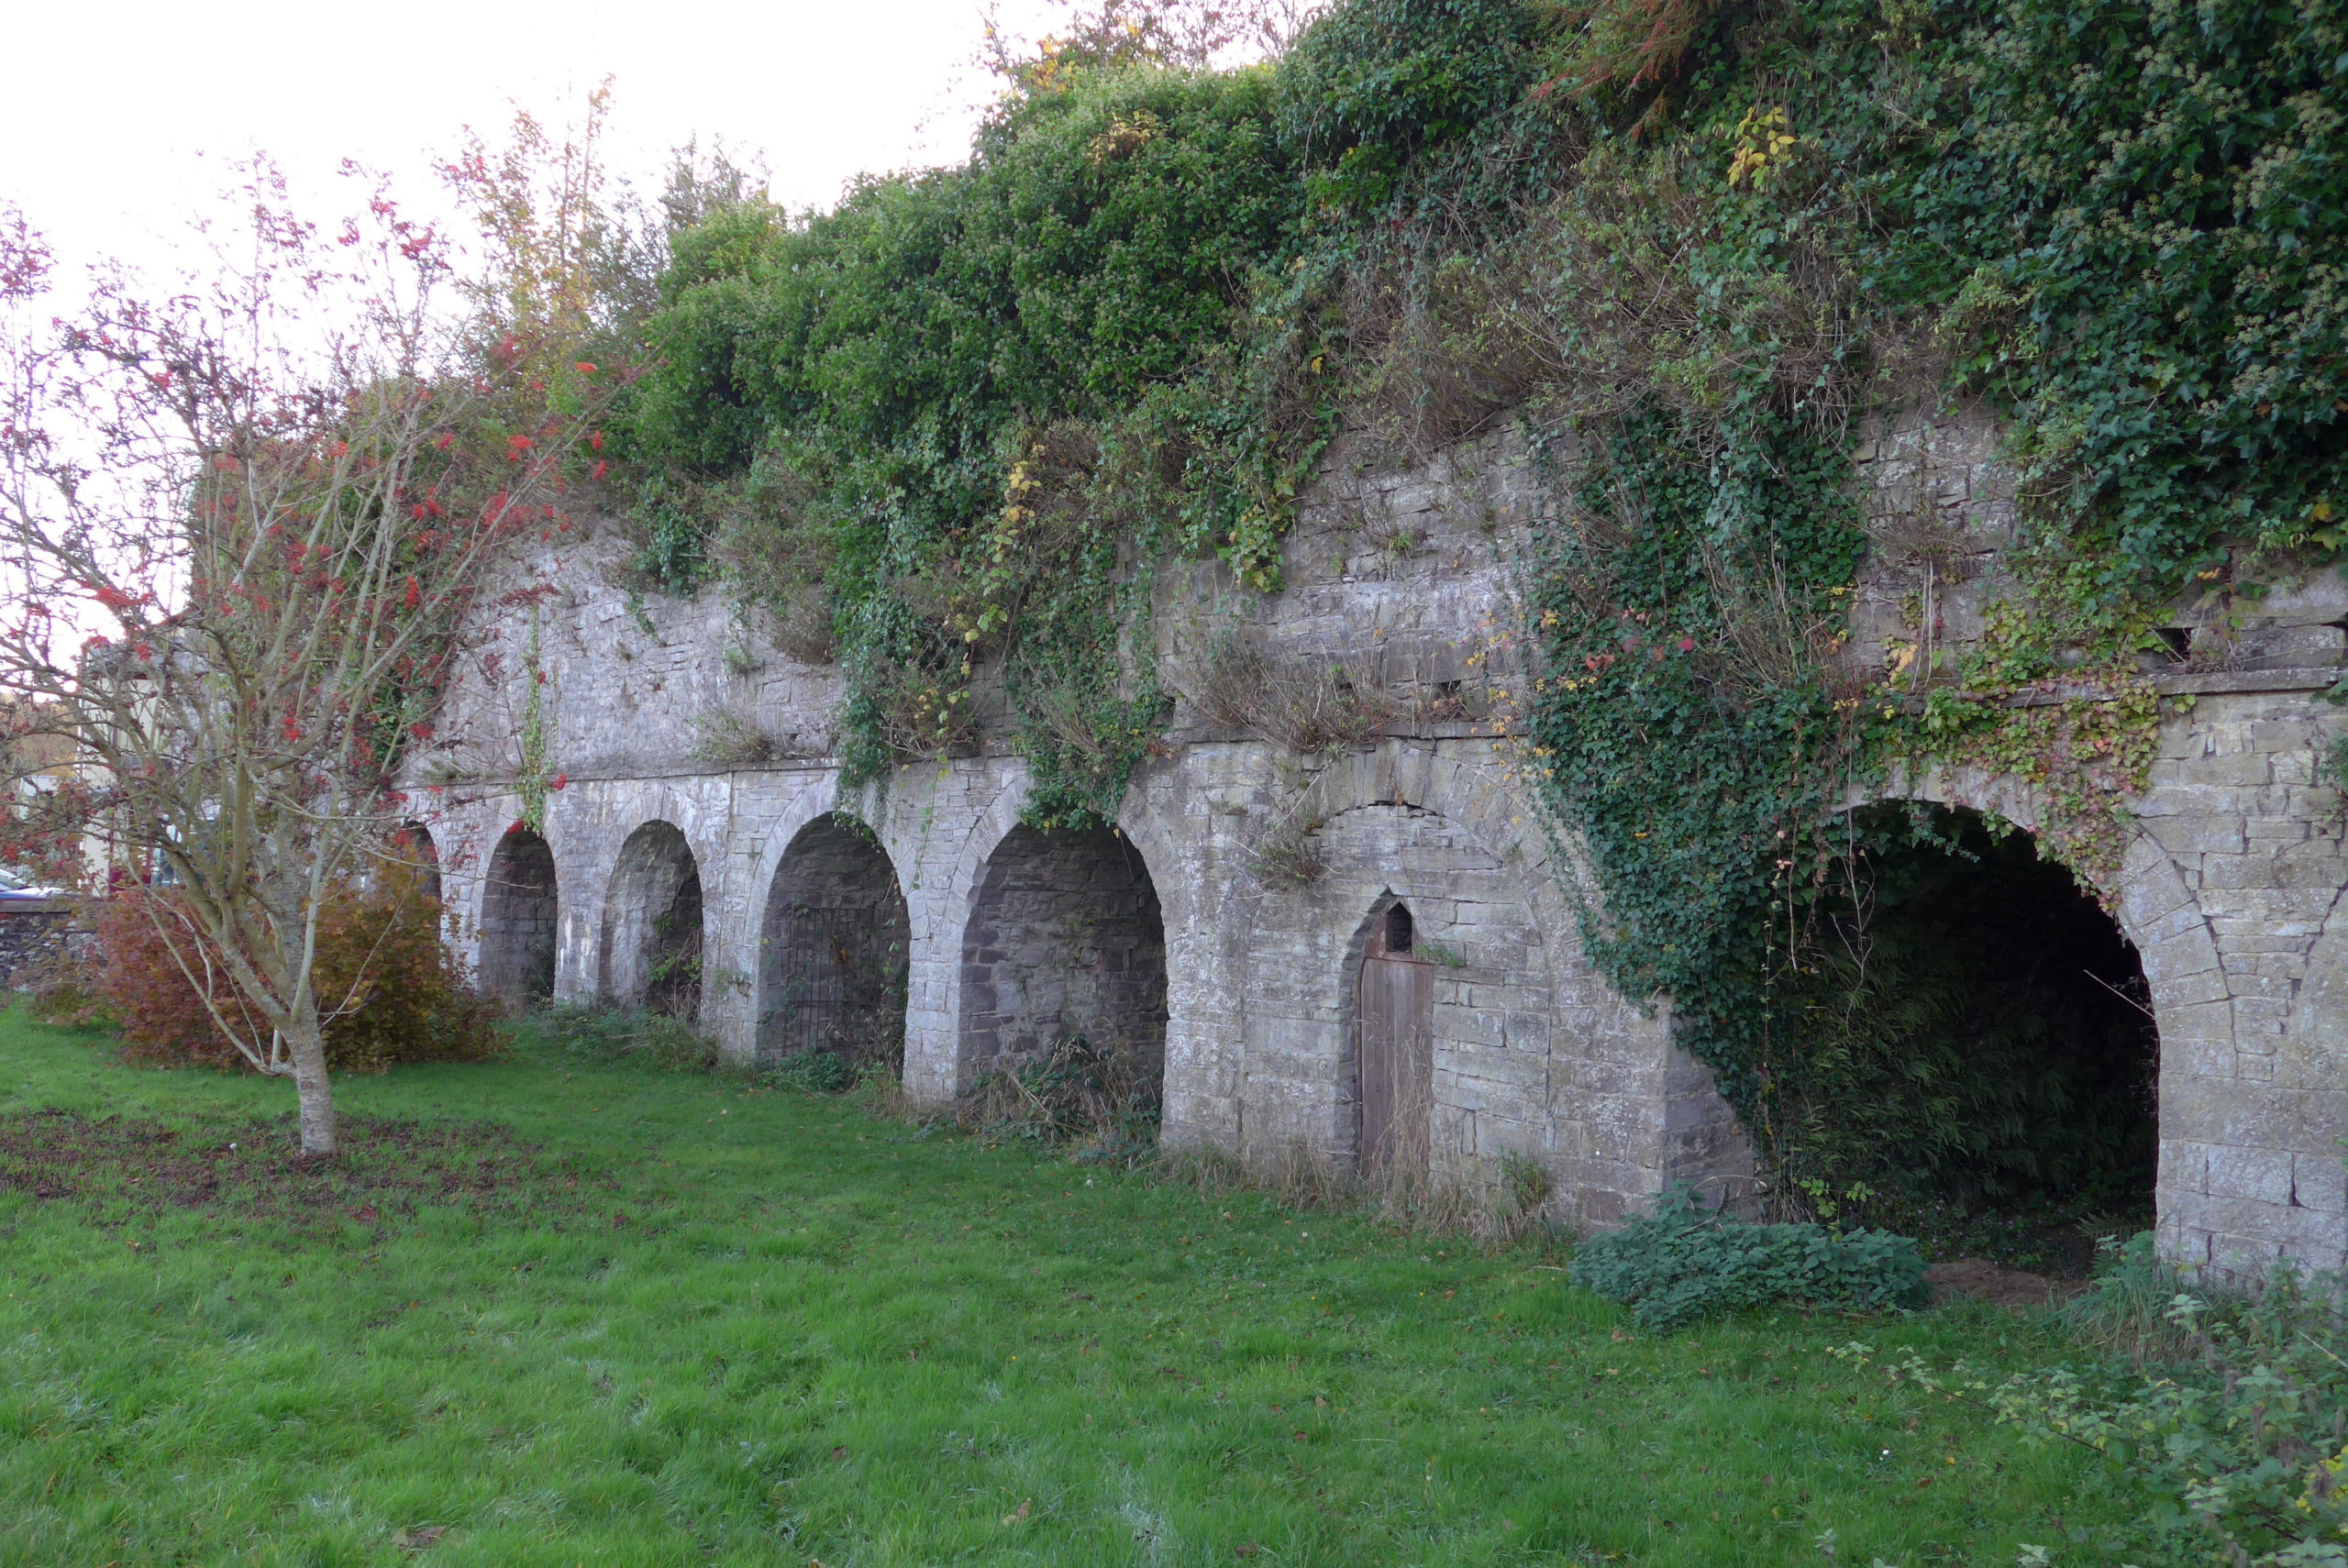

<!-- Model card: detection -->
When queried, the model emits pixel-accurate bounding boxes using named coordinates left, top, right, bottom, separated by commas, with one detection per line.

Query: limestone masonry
left=413, top=410, right=2348, bottom=1280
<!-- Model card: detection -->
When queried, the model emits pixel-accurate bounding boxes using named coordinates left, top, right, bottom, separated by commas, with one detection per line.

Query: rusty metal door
left=1357, top=904, right=1434, bottom=1180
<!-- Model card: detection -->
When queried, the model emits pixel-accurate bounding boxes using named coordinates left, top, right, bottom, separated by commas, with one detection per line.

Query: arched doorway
left=601, top=821, right=704, bottom=1021
left=1354, top=899, right=1435, bottom=1184
left=959, top=824, right=1167, bottom=1129
left=481, top=824, right=558, bottom=1006
left=761, top=813, right=909, bottom=1070
left=1770, top=803, right=2160, bottom=1264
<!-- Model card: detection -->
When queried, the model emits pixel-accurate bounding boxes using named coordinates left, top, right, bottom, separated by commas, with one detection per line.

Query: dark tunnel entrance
left=1767, top=804, right=2159, bottom=1270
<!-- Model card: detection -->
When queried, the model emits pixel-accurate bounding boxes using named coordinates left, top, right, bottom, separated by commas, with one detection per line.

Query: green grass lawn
left=0, top=1013, right=2131, bottom=1567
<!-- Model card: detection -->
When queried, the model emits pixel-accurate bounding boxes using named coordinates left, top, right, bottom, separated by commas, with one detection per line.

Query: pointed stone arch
left=480, top=823, right=559, bottom=1006
left=759, top=811, right=911, bottom=1069
left=957, top=821, right=1168, bottom=1117
left=600, top=820, right=705, bottom=1019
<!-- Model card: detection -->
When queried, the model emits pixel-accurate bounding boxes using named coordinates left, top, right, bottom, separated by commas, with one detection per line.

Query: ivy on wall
left=1511, top=0, right=2343, bottom=1211
left=615, top=0, right=2347, bottom=1205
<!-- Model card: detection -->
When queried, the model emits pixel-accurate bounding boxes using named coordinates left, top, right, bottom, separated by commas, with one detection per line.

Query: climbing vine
left=1506, top=0, right=2344, bottom=1204
left=516, top=610, right=556, bottom=834
left=614, top=0, right=2348, bottom=1205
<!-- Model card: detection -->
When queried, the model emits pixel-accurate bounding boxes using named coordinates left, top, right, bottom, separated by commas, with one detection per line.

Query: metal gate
left=1357, top=903, right=1434, bottom=1180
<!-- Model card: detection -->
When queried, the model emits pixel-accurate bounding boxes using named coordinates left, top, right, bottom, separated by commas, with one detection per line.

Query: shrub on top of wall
left=1574, top=1185, right=1929, bottom=1331
left=94, top=868, right=501, bottom=1073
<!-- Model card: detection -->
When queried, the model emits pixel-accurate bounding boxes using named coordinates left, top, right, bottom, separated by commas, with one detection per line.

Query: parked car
left=0, top=869, right=66, bottom=906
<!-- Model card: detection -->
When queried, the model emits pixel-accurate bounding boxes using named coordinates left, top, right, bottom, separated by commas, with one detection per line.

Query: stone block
left=2147, top=814, right=2249, bottom=856
left=2207, top=1144, right=2297, bottom=1205
left=2171, top=750, right=2271, bottom=790
left=2160, top=1141, right=2211, bottom=1195
left=2151, top=963, right=2232, bottom=1008
left=2279, top=853, right=2348, bottom=890
left=2200, top=857, right=2282, bottom=890
left=2292, top=1154, right=2348, bottom=1216
left=2207, top=901, right=2324, bottom=938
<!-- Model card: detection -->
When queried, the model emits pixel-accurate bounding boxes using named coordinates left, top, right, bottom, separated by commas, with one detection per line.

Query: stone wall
left=412, top=411, right=2348, bottom=1272
left=0, top=907, right=75, bottom=990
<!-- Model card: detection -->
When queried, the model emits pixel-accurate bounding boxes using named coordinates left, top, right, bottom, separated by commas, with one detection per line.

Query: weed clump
left=1573, top=1184, right=1927, bottom=1331
left=961, top=1032, right=1161, bottom=1165
left=536, top=1003, right=720, bottom=1073
left=2037, top=1247, right=2348, bottom=1563
left=1855, top=1235, right=2348, bottom=1565
left=761, top=1048, right=858, bottom=1095
left=686, top=705, right=788, bottom=767
left=1153, top=1140, right=1554, bottom=1250
left=1247, top=816, right=1326, bottom=886
left=1182, top=637, right=1398, bottom=755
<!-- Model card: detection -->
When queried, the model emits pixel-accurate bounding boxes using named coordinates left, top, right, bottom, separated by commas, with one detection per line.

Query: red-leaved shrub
left=94, top=866, right=500, bottom=1073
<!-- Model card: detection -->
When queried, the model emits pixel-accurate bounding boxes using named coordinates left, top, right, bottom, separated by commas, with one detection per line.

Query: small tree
left=0, top=153, right=620, bottom=1154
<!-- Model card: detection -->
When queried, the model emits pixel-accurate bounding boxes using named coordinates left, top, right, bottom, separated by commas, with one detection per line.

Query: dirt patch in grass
left=1925, top=1258, right=2088, bottom=1310
left=0, top=1109, right=612, bottom=1229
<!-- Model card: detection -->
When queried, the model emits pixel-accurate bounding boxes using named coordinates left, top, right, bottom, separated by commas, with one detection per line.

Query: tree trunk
left=285, top=1013, right=338, bottom=1155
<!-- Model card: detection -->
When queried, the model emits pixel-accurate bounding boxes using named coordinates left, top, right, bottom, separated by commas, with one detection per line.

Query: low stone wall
left=0, top=906, right=77, bottom=991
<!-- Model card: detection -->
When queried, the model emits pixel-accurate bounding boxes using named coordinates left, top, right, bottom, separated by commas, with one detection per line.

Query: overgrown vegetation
left=761, top=1045, right=861, bottom=1095
left=535, top=1000, right=723, bottom=1073
left=959, top=1032, right=1165, bottom=1164
left=62, top=867, right=500, bottom=1075
left=1494, top=0, right=2340, bottom=1221
left=1574, top=1184, right=1929, bottom=1332
left=1853, top=1234, right=2348, bottom=1566
left=611, top=0, right=2347, bottom=1222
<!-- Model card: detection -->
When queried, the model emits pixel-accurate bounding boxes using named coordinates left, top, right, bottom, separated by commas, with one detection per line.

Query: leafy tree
left=0, top=145, right=620, bottom=1154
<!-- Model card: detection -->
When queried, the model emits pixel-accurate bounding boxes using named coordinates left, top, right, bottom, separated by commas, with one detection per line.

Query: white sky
left=1, top=0, right=1071, bottom=278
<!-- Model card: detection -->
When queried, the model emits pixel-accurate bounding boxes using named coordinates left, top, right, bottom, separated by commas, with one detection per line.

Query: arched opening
left=601, top=821, right=703, bottom=1021
left=761, top=813, right=909, bottom=1071
left=1768, top=802, right=2159, bottom=1268
left=480, top=823, right=558, bottom=1006
left=1353, top=896, right=1434, bottom=1185
left=959, top=823, right=1167, bottom=1137
left=393, top=823, right=442, bottom=905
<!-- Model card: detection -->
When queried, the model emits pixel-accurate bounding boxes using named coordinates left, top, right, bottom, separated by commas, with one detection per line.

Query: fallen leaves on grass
left=0, top=1110, right=611, bottom=1230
